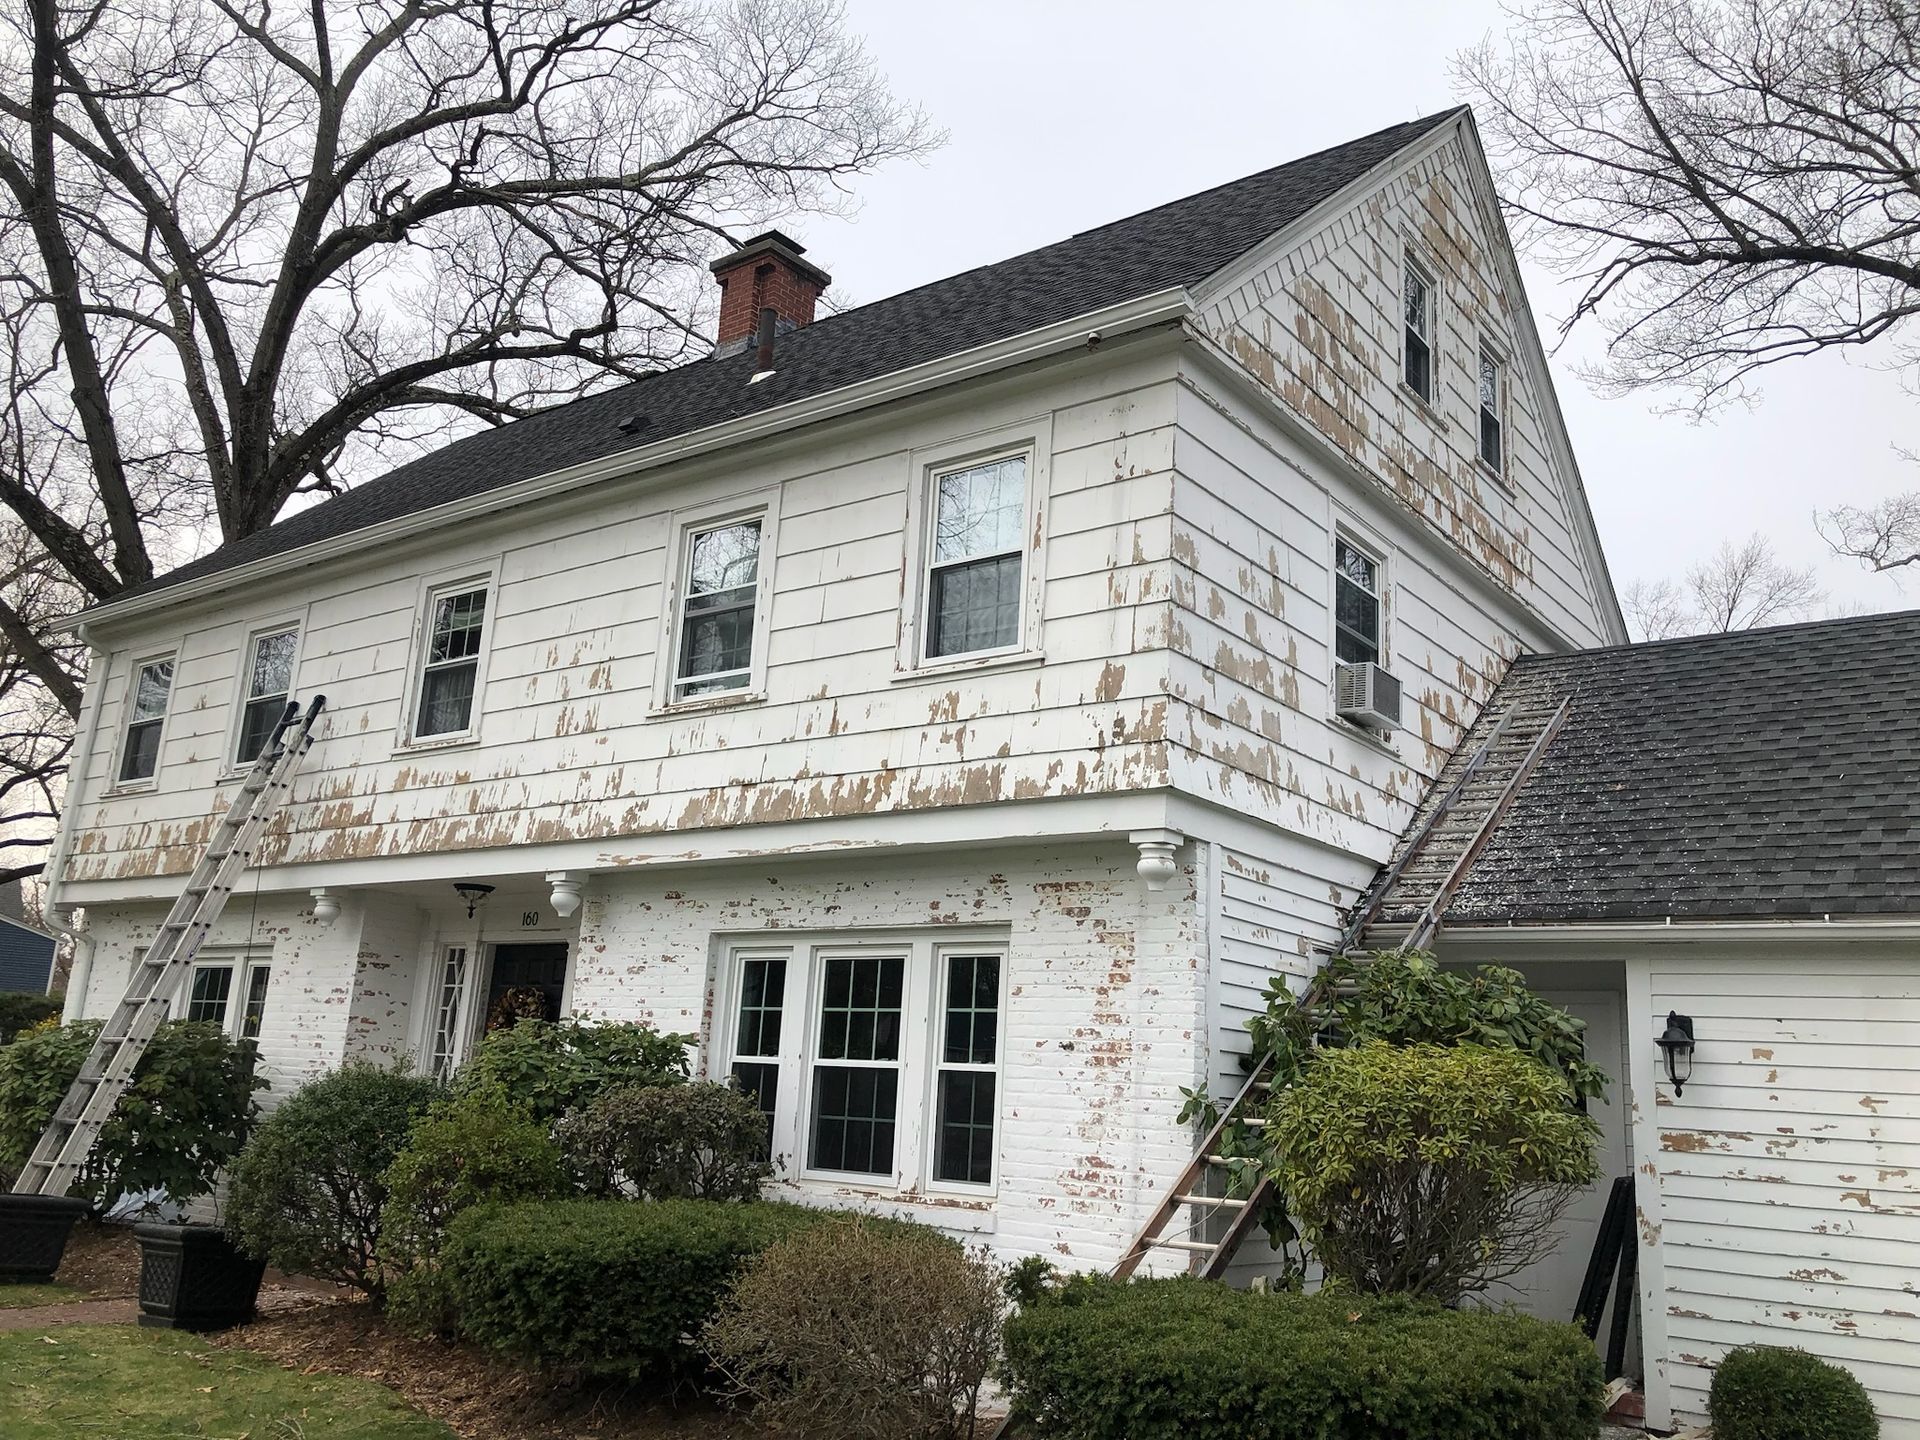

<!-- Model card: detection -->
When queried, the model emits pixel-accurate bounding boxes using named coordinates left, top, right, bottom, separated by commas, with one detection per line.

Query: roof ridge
left=1512, top=603, right=1920, bottom=667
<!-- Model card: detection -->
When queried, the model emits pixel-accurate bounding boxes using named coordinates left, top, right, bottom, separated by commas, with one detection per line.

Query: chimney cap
left=709, top=229, right=832, bottom=288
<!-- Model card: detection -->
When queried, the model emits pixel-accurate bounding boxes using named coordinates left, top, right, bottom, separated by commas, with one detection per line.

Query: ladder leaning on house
left=1108, top=691, right=1572, bottom=1281
left=10, top=696, right=327, bottom=1200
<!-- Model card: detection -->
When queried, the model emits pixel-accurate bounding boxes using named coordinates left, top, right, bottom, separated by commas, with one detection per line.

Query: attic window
left=1403, top=258, right=1435, bottom=402
left=1478, top=347, right=1505, bottom=476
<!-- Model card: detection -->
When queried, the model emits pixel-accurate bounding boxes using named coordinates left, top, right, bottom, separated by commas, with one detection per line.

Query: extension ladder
left=11, top=696, right=327, bottom=1199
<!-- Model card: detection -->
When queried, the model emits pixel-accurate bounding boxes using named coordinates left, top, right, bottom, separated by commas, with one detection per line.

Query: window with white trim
left=186, top=964, right=233, bottom=1026
left=240, top=964, right=272, bottom=1040
left=427, top=945, right=470, bottom=1080
left=1333, top=536, right=1382, bottom=667
left=720, top=932, right=1007, bottom=1191
left=414, top=583, right=488, bottom=738
left=1478, top=347, right=1505, bottom=475
left=235, top=627, right=298, bottom=763
left=118, top=657, right=174, bottom=783
left=673, top=519, right=763, bottom=698
left=180, top=957, right=271, bottom=1040
left=1403, top=257, right=1435, bottom=401
left=924, top=454, right=1026, bottom=659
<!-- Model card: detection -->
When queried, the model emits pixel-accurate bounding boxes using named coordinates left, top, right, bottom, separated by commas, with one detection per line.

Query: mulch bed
left=213, top=1301, right=755, bottom=1440
left=55, top=1221, right=142, bottom=1298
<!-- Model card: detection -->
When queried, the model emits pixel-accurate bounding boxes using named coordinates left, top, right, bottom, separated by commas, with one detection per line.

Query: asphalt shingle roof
left=137, top=109, right=1460, bottom=600
left=1374, top=610, right=1920, bottom=925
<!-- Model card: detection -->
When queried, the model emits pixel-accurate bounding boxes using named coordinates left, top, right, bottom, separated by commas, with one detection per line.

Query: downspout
left=46, top=627, right=106, bottom=1020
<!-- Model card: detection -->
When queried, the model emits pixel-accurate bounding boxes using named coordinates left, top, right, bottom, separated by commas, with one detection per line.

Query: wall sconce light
left=1656, top=1011, right=1696, bottom=1096
left=454, top=882, right=495, bottom=919
left=309, top=889, right=341, bottom=926
left=1128, top=829, right=1184, bottom=892
left=547, top=872, right=582, bottom=919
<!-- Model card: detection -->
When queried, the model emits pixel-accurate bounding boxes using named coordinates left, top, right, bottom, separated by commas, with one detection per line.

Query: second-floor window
left=415, top=583, right=488, bottom=738
left=117, top=657, right=174, bottom=784
left=1478, top=348, right=1505, bottom=475
left=926, top=454, right=1026, bottom=659
left=1334, top=537, right=1382, bottom=667
left=235, top=627, right=298, bottom=764
left=675, top=519, right=763, bottom=698
left=1403, top=258, right=1434, bottom=401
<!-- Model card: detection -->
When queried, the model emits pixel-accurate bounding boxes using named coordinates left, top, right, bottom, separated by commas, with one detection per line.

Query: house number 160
left=521, top=911, right=541, bottom=928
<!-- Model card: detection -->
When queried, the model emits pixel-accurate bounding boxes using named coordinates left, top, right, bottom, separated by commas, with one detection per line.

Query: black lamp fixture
left=1656, top=1011, right=1696, bottom=1096
left=454, top=882, right=495, bottom=919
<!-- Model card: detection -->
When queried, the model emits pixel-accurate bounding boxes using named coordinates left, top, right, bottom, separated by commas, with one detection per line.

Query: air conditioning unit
left=1335, top=661, right=1402, bottom=731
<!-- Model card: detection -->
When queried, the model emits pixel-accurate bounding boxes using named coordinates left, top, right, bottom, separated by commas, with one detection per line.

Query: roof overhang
left=1373, top=915, right=1920, bottom=947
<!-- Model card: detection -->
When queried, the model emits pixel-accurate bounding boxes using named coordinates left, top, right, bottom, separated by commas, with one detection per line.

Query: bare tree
left=0, top=0, right=935, bottom=879
left=1621, top=576, right=1692, bottom=641
left=1621, top=533, right=1825, bottom=639
left=1817, top=492, right=1920, bottom=572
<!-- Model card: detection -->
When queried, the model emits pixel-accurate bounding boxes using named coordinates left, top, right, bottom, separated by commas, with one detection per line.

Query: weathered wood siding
left=1640, top=947, right=1920, bottom=1433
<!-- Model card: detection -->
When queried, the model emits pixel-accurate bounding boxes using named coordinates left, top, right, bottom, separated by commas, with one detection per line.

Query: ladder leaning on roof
left=10, top=696, right=327, bottom=1200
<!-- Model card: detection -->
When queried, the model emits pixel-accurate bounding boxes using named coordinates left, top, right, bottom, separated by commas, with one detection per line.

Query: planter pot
left=134, top=1222, right=266, bottom=1332
left=0, top=1194, right=87, bottom=1282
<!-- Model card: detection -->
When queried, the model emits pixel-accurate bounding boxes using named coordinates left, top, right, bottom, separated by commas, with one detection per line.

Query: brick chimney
left=709, top=230, right=832, bottom=357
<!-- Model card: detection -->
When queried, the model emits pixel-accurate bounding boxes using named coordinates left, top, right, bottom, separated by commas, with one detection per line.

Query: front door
left=483, top=942, right=570, bottom=1033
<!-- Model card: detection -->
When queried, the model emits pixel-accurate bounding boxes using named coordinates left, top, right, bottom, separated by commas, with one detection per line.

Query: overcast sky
left=795, top=0, right=1916, bottom=623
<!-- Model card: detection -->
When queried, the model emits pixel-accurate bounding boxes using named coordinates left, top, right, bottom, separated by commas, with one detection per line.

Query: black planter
left=0, top=1193, right=87, bottom=1282
left=134, top=1222, right=266, bottom=1331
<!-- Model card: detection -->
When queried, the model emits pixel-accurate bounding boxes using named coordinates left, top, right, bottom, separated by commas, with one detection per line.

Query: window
left=720, top=932, right=1007, bottom=1193
left=1478, top=348, right=1505, bottom=475
left=1403, top=258, right=1434, bottom=401
left=428, top=946, right=469, bottom=1080
left=674, top=519, right=762, bottom=698
left=414, top=584, right=488, bottom=738
left=240, top=965, right=271, bottom=1040
left=186, top=964, right=234, bottom=1026
left=925, top=455, right=1026, bottom=659
left=1333, top=537, right=1381, bottom=667
left=235, top=627, right=298, bottom=764
left=117, top=657, right=174, bottom=783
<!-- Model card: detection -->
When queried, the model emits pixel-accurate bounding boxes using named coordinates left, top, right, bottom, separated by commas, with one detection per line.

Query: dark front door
left=483, top=943, right=570, bottom=1032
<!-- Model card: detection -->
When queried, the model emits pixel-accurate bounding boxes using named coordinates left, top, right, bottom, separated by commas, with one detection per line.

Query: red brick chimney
left=709, top=230, right=832, bottom=356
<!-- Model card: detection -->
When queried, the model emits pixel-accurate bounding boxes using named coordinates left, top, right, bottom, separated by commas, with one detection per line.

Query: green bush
left=455, top=1017, right=691, bottom=1123
left=703, top=1218, right=1004, bottom=1440
left=445, top=1198, right=896, bottom=1376
left=1266, top=1041, right=1598, bottom=1302
left=557, top=1080, right=769, bottom=1200
left=0, top=1018, right=262, bottom=1209
left=1001, top=1277, right=1603, bottom=1440
left=225, top=1065, right=442, bottom=1297
left=0, top=991, right=62, bottom=1043
left=1710, top=1346, right=1878, bottom=1440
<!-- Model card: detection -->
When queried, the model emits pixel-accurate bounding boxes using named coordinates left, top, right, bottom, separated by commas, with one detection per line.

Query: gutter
left=74, top=288, right=1195, bottom=632
left=46, top=628, right=106, bottom=1018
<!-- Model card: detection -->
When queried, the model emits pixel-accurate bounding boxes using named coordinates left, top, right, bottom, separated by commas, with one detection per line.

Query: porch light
left=309, top=889, right=341, bottom=926
left=454, top=882, right=495, bottom=919
left=546, top=872, right=582, bottom=919
left=1656, top=1011, right=1696, bottom=1096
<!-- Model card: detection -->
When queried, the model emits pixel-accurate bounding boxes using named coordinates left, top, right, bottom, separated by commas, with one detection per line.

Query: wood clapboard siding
left=1647, top=951, right=1920, bottom=1432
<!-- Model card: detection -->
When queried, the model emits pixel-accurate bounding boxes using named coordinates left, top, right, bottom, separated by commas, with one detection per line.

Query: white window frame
left=1477, top=340, right=1509, bottom=481
left=411, top=912, right=581, bottom=1078
left=398, top=566, right=499, bottom=749
left=176, top=950, right=271, bottom=1041
left=226, top=617, right=305, bottom=772
left=1400, top=241, right=1439, bottom=406
left=713, top=928, right=1010, bottom=1198
left=424, top=942, right=474, bottom=1081
left=651, top=490, right=780, bottom=712
left=1330, top=524, right=1387, bottom=673
left=897, top=420, right=1051, bottom=678
left=110, top=650, right=178, bottom=791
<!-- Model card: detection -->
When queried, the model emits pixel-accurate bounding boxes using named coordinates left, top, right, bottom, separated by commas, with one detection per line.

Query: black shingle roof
left=1372, top=609, right=1920, bottom=925
left=133, top=109, right=1461, bottom=601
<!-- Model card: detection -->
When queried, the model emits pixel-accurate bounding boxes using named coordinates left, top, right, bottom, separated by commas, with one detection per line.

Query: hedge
left=444, top=1198, right=911, bottom=1376
left=0, top=992, right=61, bottom=1044
left=1001, top=1277, right=1604, bottom=1440
left=1710, top=1345, right=1879, bottom=1440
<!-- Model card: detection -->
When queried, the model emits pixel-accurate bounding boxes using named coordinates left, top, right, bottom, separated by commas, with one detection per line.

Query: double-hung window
left=235, top=627, right=298, bottom=764
left=933, top=951, right=1001, bottom=1185
left=1478, top=347, right=1505, bottom=476
left=1403, top=258, right=1435, bottom=401
left=414, top=583, right=488, bottom=739
left=809, top=950, right=906, bottom=1175
left=1333, top=537, right=1382, bottom=667
left=730, top=951, right=787, bottom=1144
left=118, top=657, right=174, bottom=784
left=925, top=455, right=1026, bottom=659
left=674, top=518, right=763, bottom=699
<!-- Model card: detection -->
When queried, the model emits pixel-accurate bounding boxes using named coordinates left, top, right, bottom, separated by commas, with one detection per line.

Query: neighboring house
left=0, top=908, right=57, bottom=995
left=1361, top=612, right=1920, bottom=1434
left=48, top=102, right=1634, bottom=1362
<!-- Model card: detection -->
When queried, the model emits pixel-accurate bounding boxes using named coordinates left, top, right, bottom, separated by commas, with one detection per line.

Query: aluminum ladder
left=11, top=695, right=327, bottom=1199
left=1108, top=691, right=1571, bottom=1281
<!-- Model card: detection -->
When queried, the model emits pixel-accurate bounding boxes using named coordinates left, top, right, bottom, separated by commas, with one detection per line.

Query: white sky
left=797, top=0, right=1918, bottom=622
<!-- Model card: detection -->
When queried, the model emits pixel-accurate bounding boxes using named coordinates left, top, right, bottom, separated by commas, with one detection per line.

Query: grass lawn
left=0, top=1324, right=455, bottom=1439
left=0, top=1282, right=85, bottom=1307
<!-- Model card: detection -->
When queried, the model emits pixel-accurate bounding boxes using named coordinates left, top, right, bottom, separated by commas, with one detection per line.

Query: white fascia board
left=76, top=288, right=1193, bottom=634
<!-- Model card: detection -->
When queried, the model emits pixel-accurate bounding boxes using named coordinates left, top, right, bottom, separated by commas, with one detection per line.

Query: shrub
left=455, top=1017, right=691, bottom=1123
left=445, top=1198, right=901, bottom=1375
left=1710, top=1346, right=1879, bottom=1440
left=557, top=1080, right=769, bottom=1200
left=1001, top=1277, right=1603, bottom=1440
left=0, top=1018, right=262, bottom=1209
left=1266, top=1041, right=1598, bottom=1302
left=380, top=1084, right=572, bottom=1335
left=225, top=1064, right=442, bottom=1297
left=0, top=991, right=62, bottom=1043
left=703, top=1219, right=1004, bottom=1440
